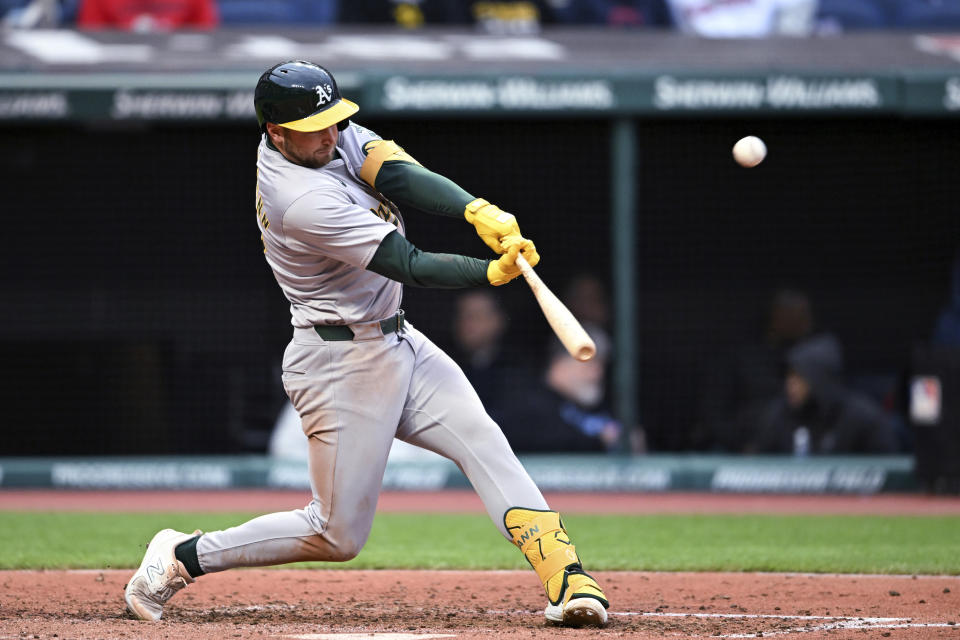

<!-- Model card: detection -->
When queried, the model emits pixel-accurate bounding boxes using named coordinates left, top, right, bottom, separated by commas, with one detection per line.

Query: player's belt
left=313, top=309, right=405, bottom=341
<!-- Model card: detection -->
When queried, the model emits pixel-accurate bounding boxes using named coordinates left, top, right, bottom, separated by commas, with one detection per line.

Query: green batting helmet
left=254, top=61, right=358, bottom=132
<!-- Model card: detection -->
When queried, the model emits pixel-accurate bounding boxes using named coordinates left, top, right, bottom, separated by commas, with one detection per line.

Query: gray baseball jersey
left=256, top=123, right=402, bottom=327
left=193, top=123, right=548, bottom=573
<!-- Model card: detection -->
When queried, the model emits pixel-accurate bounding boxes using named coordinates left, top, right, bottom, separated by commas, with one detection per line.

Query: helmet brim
left=278, top=98, right=359, bottom=132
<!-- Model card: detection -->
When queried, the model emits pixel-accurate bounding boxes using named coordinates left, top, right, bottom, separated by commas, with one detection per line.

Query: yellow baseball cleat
left=544, top=566, right=609, bottom=626
left=504, top=507, right=610, bottom=627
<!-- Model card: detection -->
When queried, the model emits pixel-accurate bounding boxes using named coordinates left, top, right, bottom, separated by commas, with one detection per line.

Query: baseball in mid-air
left=732, top=135, right=767, bottom=167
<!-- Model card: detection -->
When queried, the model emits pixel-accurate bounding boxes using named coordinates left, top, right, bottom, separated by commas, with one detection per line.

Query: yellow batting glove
left=487, top=237, right=526, bottom=286
left=464, top=198, right=522, bottom=254
left=504, top=233, right=540, bottom=268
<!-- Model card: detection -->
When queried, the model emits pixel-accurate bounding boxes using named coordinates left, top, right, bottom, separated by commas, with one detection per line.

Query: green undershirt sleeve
left=368, top=230, right=490, bottom=288
left=373, top=161, right=475, bottom=218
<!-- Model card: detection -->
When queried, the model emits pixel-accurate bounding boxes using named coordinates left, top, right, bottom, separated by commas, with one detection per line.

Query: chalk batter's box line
left=487, top=609, right=956, bottom=637
left=628, top=611, right=954, bottom=638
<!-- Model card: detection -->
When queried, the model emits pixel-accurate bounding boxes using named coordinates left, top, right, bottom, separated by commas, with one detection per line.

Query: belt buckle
left=396, top=309, right=405, bottom=333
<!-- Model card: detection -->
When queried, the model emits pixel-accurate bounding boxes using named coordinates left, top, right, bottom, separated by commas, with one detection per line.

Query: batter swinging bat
left=516, top=255, right=597, bottom=361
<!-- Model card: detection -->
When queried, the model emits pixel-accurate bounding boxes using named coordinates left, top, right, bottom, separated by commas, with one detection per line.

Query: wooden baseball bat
left=516, top=254, right=597, bottom=361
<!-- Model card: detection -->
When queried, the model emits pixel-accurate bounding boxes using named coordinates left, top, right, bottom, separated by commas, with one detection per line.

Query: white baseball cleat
left=124, top=528, right=201, bottom=621
left=545, top=596, right=609, bottom=627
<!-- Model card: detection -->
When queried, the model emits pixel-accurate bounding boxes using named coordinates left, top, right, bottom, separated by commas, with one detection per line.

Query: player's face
left=277, top=124, right=339, bottom=169
left=785, top=371, right=811, bottom=409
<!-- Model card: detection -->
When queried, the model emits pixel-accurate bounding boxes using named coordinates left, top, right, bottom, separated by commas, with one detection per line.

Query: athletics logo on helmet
left=254, top=61, right=359, bottom=133
left=315, top=83, right=334, bottom=106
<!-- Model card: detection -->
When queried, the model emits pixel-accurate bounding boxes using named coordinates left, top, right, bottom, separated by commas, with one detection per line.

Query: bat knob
left=575, top=343, right=597, bottom=361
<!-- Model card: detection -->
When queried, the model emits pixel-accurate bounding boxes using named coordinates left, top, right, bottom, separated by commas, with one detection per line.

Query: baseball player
left=124, top=60, right=609, bottom=628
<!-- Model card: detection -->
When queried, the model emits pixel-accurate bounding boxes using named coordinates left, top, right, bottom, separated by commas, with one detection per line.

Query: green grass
left=1, top=512, right=958, bottom=575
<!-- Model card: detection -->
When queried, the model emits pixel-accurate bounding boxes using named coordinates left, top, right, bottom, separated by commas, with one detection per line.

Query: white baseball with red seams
left=732, top=135, right=767, bottom=167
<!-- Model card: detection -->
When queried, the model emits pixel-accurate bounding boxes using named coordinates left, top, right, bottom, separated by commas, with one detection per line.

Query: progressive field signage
left=0, top=455, right=916, bottom=492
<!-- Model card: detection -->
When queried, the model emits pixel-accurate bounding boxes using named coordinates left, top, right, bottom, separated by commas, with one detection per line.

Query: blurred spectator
left=666, top=0, right=817, bottom=36
left=753, top=333, right=900, bottom=454
left=932, top=251, right=960, bottom=348
left=560, top=274, right=613, bottom=405
left=2, top=0, right=63, bottom=27
left=891, top=0, right=960, bottom=29
left=217, top=0, right=336, bottom=25
left=339, top=0, right=548, bottom=34
left=562, top=273, right=611, bottom=331
left=699, top=289, right=814, bottom=452
left=813, top=0, right=889, bottom=31
left=77, top=0, right=217, bottom=30
left=450, top=290, right=525, bottom=423
left=498, top=324, right=635, bottom=453
left=549, top=0, right=672, bottom=26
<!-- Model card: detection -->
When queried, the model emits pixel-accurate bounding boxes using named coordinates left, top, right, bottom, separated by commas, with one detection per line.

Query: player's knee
left=326, top=538, right=362, bottom=562
left=293, top=532, right=363, bottom=563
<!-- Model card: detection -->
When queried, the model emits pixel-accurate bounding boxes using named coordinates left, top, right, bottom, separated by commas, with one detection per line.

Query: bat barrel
left=515, top=254, right=597, bottom=362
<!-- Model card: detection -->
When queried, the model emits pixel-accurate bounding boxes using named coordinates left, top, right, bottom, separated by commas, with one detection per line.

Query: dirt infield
left=1, top=569, right=958, bottom=639
left=2, top=490, right=960, bottom=639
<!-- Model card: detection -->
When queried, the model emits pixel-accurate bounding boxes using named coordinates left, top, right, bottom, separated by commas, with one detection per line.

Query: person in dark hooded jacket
left=932, top=251, right=960, bottom=348
left=754, top=333, right=899, bottom=454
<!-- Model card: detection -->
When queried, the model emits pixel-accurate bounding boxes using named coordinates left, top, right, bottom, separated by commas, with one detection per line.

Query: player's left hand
left=464, top=198, right=523, bottom=254
left=487, top=236, right=531, bottom=286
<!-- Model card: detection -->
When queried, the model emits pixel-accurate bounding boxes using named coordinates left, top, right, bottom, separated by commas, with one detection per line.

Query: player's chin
left=314, top=149, right=335, bottom=166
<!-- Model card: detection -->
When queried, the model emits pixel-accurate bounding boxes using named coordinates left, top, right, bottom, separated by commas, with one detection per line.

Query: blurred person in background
left=339, top=0, right=548, bottom=33
left=699, top=288, right=814, bottom=452
left=562, top=273, right=611, bottom=332
left=216, top=0, right=336, bottom=25
left=665, top=0, right=817, bottom=36
left=560, top=273, right=613, bottom=386
left=932, top=250, right=960, bottom=348
left=77, top=0, right=217, bottom=30
left=753, top=333, right=899, bottom=454
left=450, top=290, right=528, bottom=423
left=549, top=0, right=673, bottom=27
left=2, top=0, right=82, bottom=26
left=499, top=324, right=642, bottom=453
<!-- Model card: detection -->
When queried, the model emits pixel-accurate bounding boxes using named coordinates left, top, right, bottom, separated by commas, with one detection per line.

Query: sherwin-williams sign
left=651, top=75, right=891, bottom=111
left=1, top=73, right=960, bottom=121
left=377, top=76, right=616, bottom=111
left=369, top=73, right=898, bottom=114
left=0, top=91, right=70, bottom=118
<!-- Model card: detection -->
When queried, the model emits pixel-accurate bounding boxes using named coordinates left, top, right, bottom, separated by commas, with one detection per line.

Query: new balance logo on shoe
left=145, top=559, right=166, bottom=584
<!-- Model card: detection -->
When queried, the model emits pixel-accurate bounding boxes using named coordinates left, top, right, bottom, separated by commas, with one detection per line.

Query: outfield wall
left=0, top=454, right=915, bottom=494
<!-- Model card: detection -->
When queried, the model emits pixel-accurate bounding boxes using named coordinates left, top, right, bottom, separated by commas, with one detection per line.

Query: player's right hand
left=503, top=233, right=539, bottom=268
left=464, top=198, right=522, bottom=254
left=487, top=236, right=536, bottom=286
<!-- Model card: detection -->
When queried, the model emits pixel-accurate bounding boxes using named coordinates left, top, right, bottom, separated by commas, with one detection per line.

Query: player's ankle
left=174, top=535, right=205, bottom=579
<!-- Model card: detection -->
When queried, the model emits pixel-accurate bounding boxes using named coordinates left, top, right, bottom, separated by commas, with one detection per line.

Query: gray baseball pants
left=196, top=322, right=547, bottom=572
